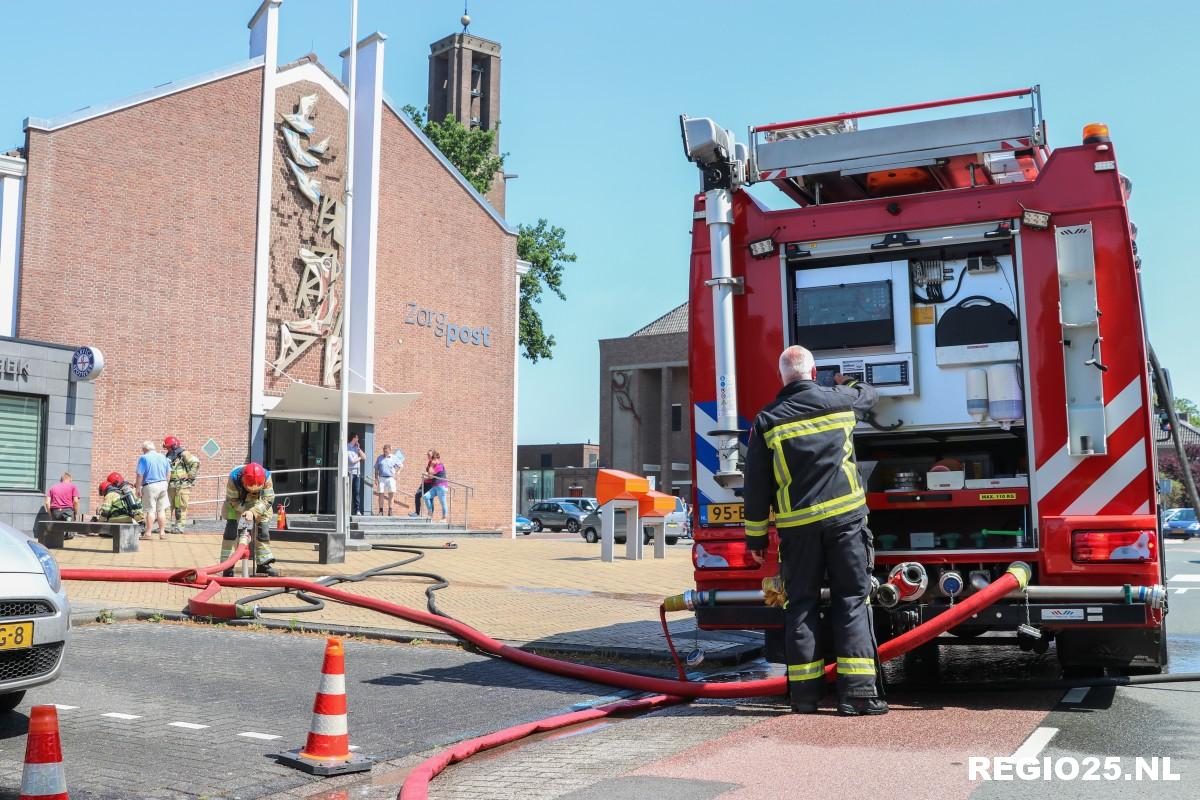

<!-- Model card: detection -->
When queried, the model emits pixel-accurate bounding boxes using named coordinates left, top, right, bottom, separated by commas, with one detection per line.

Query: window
left=540, top=453, right=553, bottom=469
left=671, top=404, right=682, bottom=432
left=0, top=393, right=45, bottom=490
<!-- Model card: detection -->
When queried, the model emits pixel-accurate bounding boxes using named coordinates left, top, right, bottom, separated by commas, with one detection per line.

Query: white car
left=665, top=497, right=691, bottom=539
left=1, top=522, right=70, bottom=712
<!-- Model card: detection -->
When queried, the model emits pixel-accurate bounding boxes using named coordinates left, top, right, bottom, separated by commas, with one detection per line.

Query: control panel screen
left=868, top=362, right=905, bottom=385
left=794, top=280, right=894, bottom=350
left=815, top=365, right=839, bottom=387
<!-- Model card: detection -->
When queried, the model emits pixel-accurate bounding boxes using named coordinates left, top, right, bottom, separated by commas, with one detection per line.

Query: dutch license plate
left=0, top=621, right=34, bottom=651
left=704, top=502, right=744, bottom=525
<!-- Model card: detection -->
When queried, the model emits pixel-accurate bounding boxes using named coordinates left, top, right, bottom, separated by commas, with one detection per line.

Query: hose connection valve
left=878, top=562, right=929, bottom=608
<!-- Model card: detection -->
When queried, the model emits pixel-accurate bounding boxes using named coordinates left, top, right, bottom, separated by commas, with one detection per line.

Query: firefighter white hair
left=778, top=345, right=816, bottom=384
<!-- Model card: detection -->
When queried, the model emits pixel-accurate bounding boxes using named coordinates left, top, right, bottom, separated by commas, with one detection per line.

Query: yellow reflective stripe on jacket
left=772, top=443, right=793, bottom=513
left=774, top=489, right=866, bottom=528
left=836, top=657, right=876, bottom=676
left=744, top=518, right=769, bottom=537
left=787, top=660, right=825, bottom=681
left=762, top=410, right=857, bottom=449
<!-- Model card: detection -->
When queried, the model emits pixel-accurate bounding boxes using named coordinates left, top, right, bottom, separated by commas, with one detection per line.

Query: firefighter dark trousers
left=220, top=519, right=276, bottom=568
left=779, top=519, right=880, bottom=704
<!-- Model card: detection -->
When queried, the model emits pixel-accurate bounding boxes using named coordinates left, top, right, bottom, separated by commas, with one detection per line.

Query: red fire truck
left=680, top=88, right=1169, bottom=672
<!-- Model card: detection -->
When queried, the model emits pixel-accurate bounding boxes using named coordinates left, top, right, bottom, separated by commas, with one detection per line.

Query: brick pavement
left=52, top=534, right=760, bottom=660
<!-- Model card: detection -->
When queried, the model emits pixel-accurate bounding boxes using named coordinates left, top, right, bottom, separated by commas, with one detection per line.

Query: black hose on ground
left=235, top=543, right=455, bottom=619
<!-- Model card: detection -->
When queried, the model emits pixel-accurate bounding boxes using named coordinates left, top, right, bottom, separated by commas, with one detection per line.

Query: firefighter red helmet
left=241, top=462, right=267, bottom=491
left=98, top=481, right=109, bottom=497
left=106, top=472, right=124, bottom=486
left=163, top=435, right=181, bottom=450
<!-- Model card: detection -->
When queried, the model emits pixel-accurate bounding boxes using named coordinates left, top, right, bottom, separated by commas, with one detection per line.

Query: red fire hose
left=62, top=556, right=1031, bottom=698
left=61, top=552, right=1030, bottom=797
left=399, top=694, right=685, bottom=800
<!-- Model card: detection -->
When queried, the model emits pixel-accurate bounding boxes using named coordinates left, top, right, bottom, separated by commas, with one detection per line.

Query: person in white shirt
left=373, top=444, right=405, bottom=516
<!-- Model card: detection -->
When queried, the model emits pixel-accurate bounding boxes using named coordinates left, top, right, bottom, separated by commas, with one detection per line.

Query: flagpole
left=337, top=0, right=358, bottom=540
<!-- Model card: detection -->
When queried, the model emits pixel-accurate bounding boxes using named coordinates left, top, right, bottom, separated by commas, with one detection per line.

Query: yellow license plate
left=0, top=621, right=34, bottom=651
left=704, top=502, right=744, bottom=525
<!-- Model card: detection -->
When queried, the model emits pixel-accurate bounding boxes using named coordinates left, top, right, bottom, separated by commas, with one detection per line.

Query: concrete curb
left=69, top=606, right=763, bottom=666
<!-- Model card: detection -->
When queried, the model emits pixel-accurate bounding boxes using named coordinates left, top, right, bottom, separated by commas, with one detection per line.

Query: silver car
left=527, top=501, right=591, bottom=533
left=1, top=522, right=70, bottom=712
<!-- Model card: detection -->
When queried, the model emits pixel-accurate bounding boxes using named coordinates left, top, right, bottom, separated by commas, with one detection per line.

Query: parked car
left=515, top=516, right=534, bottom=535
left=546, top=497, right=599, bottom=514
left=579, top=509, right=680, bottom=546
left=526, top=501, right=592, bottom=533
left=1165, top=508, right=1199, bottom=540
left=1, top=523, right=70, bottom=713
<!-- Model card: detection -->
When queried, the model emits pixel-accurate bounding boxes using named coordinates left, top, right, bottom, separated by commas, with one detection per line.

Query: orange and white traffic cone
left=276, top=637, right=371, bottom=776
left=19, top=705, right=68, bottom=800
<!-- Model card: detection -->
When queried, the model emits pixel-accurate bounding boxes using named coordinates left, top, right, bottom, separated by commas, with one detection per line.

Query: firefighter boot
left=256, top=561, right=279, bottom=578
left=837, top=697, right=889, bottom=716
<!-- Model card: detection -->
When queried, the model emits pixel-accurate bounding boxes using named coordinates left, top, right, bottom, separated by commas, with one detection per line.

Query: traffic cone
left=275, top=637, right=371, bottom=776
left=19, top=705, right=68, bottom=800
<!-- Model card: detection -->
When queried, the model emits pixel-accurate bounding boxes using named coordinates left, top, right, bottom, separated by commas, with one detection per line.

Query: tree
left=518, top=220, right=577, bottom=362
left=403, top=105, right=505, bottom=195
left=1175, top=397, right=1200, bottom=427
left=404, top=103, right=576, bottom=362
left=1160, top=442, right=1200, bottom=507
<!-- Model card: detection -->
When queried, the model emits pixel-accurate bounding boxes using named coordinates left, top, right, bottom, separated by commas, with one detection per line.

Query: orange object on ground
left=276, top=504, right=287, bottom=530
left=637, top=489, right=676, bottom=518
left=276, top=637, right=372, bottom=776
left=595, top=469, right=649, bottom=505
left=19, top=705, right=68, bottom=800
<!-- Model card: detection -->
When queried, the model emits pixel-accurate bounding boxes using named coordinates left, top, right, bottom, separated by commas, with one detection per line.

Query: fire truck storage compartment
left=788, top=232, right=1025, bottom=430
left=857, top=431, right=1031, bottom=552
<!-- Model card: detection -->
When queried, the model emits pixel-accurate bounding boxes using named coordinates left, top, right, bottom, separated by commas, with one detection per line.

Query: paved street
left=1, top=539, right=1197, bottom=798
left=0, top=624, right=614, bottom=800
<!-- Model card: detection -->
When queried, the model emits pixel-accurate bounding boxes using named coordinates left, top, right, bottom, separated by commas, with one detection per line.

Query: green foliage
left=1176, top=397, right=1200, bottom=427
left=517, top=220, right=576, bottom=362
left=403, top=105, right=506, bottom=195
left=404, top=105, right=577, bottom=362
left=148, top=612, right=165, bottom=623
left=96, top=609, right=115, bottom=624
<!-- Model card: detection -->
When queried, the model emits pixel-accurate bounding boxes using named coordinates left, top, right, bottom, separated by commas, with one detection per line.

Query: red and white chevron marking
left=1035, top=378, right=1153, bottom=516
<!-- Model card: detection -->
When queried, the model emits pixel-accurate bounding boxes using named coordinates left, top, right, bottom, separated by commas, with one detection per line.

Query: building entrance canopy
left=264, top=381, right=418, bottom=423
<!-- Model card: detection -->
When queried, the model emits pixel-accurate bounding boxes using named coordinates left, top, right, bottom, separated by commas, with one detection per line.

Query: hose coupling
left=937, top=570, right=965, bottom=597
left=663, top=591, right=695, bottom=613
left=1006, top=561, right=1033, bottom=590
left=876, top=583, right=901, bottom=609
left=233, top=604, right=259, bottom=620
left=1134, top=584, right=1167, bottom=609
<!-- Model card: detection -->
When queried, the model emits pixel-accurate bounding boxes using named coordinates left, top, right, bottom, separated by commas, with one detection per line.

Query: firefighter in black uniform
left=745, top=345, right=886, bottom=716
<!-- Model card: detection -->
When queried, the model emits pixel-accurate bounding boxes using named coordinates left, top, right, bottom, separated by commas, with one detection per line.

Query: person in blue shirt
left=373, top=444, right=405, bottom=516
left=135, top=441, right=173, bottom=540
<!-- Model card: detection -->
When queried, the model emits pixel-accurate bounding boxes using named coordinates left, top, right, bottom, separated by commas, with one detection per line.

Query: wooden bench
left=36, top=521, right=141, bottom=553
left=267, top=528, right=345, bottom=564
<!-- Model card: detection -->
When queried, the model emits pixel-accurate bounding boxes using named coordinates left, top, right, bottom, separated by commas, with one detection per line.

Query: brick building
left=515, top=442, right=599, bottom=514
left=0, top=2, right=521, bottom=532
left=598, top=302, right=690, bottom=496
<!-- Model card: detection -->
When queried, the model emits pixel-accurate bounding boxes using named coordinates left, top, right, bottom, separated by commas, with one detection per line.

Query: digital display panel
left=794, top=280, right=894, bottom=350
left=795, top=281, right=893, bottom=327
left=869, top=362, right=904, bottom=384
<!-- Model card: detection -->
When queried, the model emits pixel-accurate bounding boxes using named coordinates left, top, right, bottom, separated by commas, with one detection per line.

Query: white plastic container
left=987, top=363, right=1024, bottom=426
left=966, top=368, right=989, bottom=422
left=927, top=471, right=965, bottom=490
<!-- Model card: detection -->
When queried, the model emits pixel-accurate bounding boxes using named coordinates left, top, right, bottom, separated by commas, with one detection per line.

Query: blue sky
left=2, top=1, right=1197, bottom=444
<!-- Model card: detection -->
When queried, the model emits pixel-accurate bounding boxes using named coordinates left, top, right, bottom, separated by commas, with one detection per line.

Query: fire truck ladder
left=749, top=86, right=1044, bottom=196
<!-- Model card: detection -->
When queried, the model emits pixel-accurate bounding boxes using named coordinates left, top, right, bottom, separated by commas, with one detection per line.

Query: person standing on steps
left=422, top=451, right=449, bottom=521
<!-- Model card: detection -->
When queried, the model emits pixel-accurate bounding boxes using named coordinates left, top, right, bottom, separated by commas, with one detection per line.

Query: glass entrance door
left=264, top=419, right=367, bottom=514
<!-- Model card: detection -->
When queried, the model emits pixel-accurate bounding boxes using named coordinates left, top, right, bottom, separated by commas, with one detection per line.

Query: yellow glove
left=762, top=576, right=787, bottom=608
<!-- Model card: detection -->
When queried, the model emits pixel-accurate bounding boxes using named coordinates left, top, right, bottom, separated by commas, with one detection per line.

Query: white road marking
left=1061, top=687, right=1090, bottom=704
left=53, top=705, right=78, bottom=711
left=102, top=713, right=142, bottom=720
left=1011, top=727, right=1059, bottom=761
left=238, top=731, right=281, bottom=741
left=1174, top=588, right=1190, bottom=595
left=169, top=722, right=210, bottom=730
left=349, top=745, right=360, bottom=751
left=1168, top=574, right=1200, bottom=582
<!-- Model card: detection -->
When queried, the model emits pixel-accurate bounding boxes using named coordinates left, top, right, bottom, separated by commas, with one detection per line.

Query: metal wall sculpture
left=273, top=93, right=346, bottom=387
